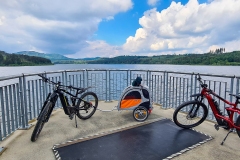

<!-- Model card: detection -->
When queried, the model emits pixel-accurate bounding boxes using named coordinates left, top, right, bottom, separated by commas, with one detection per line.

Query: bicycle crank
left=214, top=124, right=219, bottom=130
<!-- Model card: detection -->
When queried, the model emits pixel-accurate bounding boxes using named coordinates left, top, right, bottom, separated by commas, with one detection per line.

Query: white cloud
left=0, top=0, right=132, bottom=54
left=123, top=0, right=240, bottom=55
left=66, top=40, right=126, bottom=58
left=1, top=0, right=240, bottom=58
left=148, top=0, right=160, bottom=6
left=0, top=16, right=5, bottom=25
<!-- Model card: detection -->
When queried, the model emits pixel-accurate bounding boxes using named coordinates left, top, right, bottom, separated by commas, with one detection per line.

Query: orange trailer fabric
left=120, top=99, right=141, bottom=109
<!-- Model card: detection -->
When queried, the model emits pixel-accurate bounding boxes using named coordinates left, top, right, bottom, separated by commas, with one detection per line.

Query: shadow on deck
left=0, top=101, right=240, bottom=160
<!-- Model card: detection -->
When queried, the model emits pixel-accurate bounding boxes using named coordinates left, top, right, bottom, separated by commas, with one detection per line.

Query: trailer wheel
left=133, top=106, right=148, bottom=122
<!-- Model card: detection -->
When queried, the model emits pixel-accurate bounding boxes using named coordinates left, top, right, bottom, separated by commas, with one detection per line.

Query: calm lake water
left=0, top=64, right=240, bottom=77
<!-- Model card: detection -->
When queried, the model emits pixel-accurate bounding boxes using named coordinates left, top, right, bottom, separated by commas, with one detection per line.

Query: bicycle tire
left=133, top=106, right=149, bottom=122
left=173, top=100, right=208, bottom=129
left=31, top=101, right=52, bottom=142
left=236, top=115, right=240, bottom=137
left=76, top=92, right=98, bottom=120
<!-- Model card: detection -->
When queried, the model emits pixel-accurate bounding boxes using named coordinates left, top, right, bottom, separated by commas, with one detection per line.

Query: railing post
left=165, top=72, right=169, bottom=108
left=86, top=69, right=89, bottom=93
left=0, top=87, right=6, bottom=140
left=4, top=86, right=11, bottom=135
left=83, top=69, right=85, bottom=90
left=168, top=76, right=172, bottom=107
left=18, top=75, right=31, bottom=130
left=163, top=71, right=166, bottom=108
left=229, top=77, right=234, bottom=102
left=9, top=85, right=15, bottom=132
left=37, top=79, right=41, bottom=115
left=147, top=70, right=150, bottom=87
left=130, top=70, right=132, bottom=86
left=13, top=84, right=18, bottom=129
left=190, top=73, right=194, bottom=100
left=154, top=75, right=156, bottom=103
left=106, top=70, right=109, bottom=101
left=127, top=70, right=129, bottom=88
left=148, top=70, right=151, bottom=96
left=27, top=81, right=32, bottom=121
left=62, top=71, right=65, bottom=86
left=44, top=72, right=48, bottom=100
left=31, top=81, right=36, bottom=119
left=65, top=71, right=68, bottom=86
left=0, top=87, right=7, bottom=150
left=183, top=78, right=186, bottom=102
left=19, top=76, right=26, bottom=129
left=230, top=76, right=237, bottom=121
left=186, top=78, right=189, bottom=101
left=236, top=77, right=240, bottom=121
left=23, top=75, right=31, bottom=129
left=175, top=77, right=178, bottom=108
left=236, top=78, right=239, bottom=95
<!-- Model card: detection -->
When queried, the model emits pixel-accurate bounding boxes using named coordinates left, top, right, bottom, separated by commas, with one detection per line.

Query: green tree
left=0, top=53, right=3, bottom=64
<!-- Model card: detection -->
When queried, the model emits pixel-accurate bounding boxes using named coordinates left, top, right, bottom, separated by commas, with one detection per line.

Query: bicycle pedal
left=214, top=124, right=219, bottom=131
left=69, top=113, right=74, bottom=120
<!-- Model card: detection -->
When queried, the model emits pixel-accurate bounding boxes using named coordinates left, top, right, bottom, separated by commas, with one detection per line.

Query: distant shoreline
left=0, top=63, right=54, bottom=67
left=1, top=50, right=240, bottom=66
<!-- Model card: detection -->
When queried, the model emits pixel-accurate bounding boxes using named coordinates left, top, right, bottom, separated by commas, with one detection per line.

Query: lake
left=0, top=64, right=240, bottom=77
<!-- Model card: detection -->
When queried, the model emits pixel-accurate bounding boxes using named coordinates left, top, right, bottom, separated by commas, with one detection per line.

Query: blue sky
left=0, top=0, right=240, bottom=58
left=96, top=0, right=190, bottom=45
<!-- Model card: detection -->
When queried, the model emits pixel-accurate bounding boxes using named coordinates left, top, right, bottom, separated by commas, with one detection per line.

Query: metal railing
left=0, top=69, right=239, bottom=141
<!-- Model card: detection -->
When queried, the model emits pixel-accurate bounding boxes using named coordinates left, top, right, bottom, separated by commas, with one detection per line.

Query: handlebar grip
left=38, top=74, right=49, bottom=82
left=201, top=84, right=208, bottom=88
left=229, top=93, right=240, bottom=100
left=197, top=74, right=201, bottom=80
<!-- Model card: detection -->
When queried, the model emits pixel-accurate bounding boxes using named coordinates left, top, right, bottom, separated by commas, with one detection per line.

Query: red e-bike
left=173, top=74, right=240, bottom=145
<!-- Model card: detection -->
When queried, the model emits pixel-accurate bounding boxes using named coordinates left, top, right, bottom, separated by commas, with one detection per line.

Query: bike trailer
left=117, top=85, right=153, bottom=121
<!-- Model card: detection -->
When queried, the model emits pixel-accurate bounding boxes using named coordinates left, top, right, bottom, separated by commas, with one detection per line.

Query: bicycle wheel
left=133, top=106, right=149, bottom=122
left=236, top=115, right=240, bottom=137
left=76, top=92, right=98, bottom=120
left=173, top=100, right=208, bottom=129
left=31, top=101, right=52, bottom=142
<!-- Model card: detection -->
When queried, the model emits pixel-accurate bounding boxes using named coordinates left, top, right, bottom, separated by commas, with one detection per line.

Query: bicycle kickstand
left=220, top=129, right=233, bottom=145
left=75, top=114, right=78, bottom=128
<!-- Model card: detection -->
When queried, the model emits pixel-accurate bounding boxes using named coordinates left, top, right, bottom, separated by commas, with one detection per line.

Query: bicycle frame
left=37, top=81, right=80, bottom=122
left=42, top=84, right=93, bottom=116
left=200, top=84, right=240, bottom=130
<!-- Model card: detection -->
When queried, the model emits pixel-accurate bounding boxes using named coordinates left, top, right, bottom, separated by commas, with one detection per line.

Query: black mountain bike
left=31, top=74, right=98, bottom=142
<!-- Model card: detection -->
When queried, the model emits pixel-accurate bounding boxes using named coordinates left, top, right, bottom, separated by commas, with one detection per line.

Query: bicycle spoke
left=173, top=100, right=208, bottom=129
left=76, top=92, right=98, bottom=120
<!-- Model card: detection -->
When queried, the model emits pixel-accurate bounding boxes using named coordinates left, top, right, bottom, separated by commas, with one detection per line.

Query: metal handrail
left=0, top=69, right=239, bottom=141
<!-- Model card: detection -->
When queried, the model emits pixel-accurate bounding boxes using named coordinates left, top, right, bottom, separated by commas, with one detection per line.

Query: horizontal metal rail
left=0, top=69, right=239, bottom=141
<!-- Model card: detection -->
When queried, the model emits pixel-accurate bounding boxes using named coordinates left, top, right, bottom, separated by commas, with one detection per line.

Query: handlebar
left=38, top=74, right=50, bottom=83
left=38, top=74, right=92, bottom=92
left=197, top=74, right=208, bottom=88
left=196, top=74, right=240, bottom=103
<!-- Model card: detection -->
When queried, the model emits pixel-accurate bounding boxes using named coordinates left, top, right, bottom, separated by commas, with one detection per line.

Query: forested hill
left=0, top=51, right=52, bottom=66
left=1, top=50, right=240, bottom=66
left=15, top=51, right=73, bottom=63
left=88, top=51, right=240, bottom=65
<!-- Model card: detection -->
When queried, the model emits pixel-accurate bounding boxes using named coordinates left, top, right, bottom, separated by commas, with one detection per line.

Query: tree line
left=0, top=51, right=52, bottom=66
left=1, top=49, right=240, bottom=66
left=209, top=48, right=225, bottom=54
left=87, top=51, right=240, bottom=66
